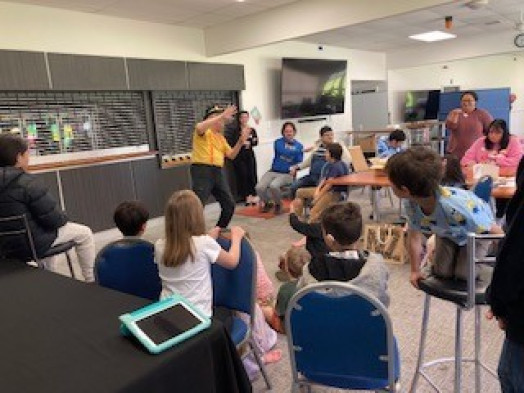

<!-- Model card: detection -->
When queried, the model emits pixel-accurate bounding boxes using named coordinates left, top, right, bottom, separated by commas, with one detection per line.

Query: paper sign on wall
left=250, top=106, right=261, bottom=125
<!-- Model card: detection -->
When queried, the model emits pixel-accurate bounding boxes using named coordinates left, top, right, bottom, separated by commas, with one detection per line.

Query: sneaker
left=260, top=201, right=273, bottom=213
left=274, top=204, right=282, bottom=215
left=261, top=204, right=272, bottom=213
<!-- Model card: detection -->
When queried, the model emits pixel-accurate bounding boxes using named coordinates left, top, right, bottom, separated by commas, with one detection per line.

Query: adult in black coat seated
left=487, top=155, right=524, bottom=392
left=0, top=134, right=95, bottom=281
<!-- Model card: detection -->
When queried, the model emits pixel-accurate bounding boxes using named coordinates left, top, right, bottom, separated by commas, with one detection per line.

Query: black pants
left=191, top=164, right=235, bottom=228
left=232, top=152, right=257, bottom=200
left=495, top=198, right=509, bottom=219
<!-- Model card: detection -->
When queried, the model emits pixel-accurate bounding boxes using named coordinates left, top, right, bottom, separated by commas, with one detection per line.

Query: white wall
left=388, top=53, right=524, bottom=136
left=0, top=1, right=387, bottom=174
left=214, top=41, right=386, bottom=172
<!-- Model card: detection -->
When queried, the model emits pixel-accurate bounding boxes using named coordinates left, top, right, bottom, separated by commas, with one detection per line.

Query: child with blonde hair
left=272, top=246, right=312, bottom=332
left=154, top=190, right=245, bottom=317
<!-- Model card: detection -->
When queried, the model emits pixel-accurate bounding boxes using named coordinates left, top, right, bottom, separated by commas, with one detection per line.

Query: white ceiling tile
left=211, top=2, right=266, bottom=18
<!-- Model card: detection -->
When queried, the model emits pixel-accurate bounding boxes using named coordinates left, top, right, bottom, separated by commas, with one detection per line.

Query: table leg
left=372, top=187, right=380, bottom=221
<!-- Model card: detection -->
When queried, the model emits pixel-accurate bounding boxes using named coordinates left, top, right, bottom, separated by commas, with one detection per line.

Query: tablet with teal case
left=119, top=294, right=211, bottom=354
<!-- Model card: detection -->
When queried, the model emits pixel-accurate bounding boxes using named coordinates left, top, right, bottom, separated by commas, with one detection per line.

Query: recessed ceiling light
left=236, top=0, right=245, bottom=2
left=409, top=30, right=456, bottom=42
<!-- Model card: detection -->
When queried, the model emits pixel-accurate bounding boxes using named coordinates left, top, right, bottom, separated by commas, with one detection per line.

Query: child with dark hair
left=385, top=147, right=502, bottom=288
left=376, top=129, right=406, bottom=158
left=113, top=201, right=150, bottom=237
left=293, top=142, right=349, bottom=222
left=0, top=134, right=95, bottom=281
left=441, top=154, right=466, bottom=189
left=299, top=201, right=390, bottom=306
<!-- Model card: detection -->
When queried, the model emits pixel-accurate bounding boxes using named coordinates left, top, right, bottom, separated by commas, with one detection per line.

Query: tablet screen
left=136, top=304, right=203, bottom=346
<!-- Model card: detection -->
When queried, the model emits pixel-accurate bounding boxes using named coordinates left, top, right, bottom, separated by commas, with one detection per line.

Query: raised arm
left=195, top=105, right=237, bottom=136
left=225, top=126, right=251, bottom=160
left=215, top=226, right=245, bottom=269
left=445, top=108, right=462, bottom=130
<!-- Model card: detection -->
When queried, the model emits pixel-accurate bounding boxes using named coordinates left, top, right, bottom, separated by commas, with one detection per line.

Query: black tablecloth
left=0, top=261, right=251, bottom=393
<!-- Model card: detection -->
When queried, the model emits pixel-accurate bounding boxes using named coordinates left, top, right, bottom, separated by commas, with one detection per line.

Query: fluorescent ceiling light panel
left=409, top=30, right=456, bottom=42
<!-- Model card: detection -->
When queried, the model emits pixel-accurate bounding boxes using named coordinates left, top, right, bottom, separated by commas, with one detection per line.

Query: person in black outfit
left=231, top=111, right=259, bottom=205
left=487, top=156, right=524, bottom=392
left=0, top=134, right=95, bottom=281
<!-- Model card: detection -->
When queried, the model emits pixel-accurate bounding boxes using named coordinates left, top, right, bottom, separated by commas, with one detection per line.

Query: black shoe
left=261, top=204, right=272, bottom=213
left=274, top=204, right=282, bottom=215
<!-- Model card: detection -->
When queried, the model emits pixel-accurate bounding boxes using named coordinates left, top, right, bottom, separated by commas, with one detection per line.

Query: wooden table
left=463, top=166, right=516, bottom=200
left=329, top=169, right=516, bottom=221
left=330, top=170, right=393, bottom=221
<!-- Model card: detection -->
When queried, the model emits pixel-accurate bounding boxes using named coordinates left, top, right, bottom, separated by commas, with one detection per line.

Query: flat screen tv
left=404, top=90, right=440, bottom=122
left=281, top=58, right=347, bottom=119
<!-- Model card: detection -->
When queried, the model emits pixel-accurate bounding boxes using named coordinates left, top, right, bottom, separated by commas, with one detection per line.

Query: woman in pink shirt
left=462, top=119, right=523, bottom=219
left=461, top=119, right=523, bottom=169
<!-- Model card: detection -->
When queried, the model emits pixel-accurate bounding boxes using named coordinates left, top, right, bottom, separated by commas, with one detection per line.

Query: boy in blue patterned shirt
left=385, top=148, right=503, bottom=288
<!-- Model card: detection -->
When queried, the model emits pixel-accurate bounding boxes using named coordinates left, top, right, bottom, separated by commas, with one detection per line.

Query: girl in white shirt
left=155, top=189, right=245, bottom=317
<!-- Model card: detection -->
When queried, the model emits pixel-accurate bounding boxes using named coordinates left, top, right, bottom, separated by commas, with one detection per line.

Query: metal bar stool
left=410, top=233, right=503, bottom=393
left=0, top=214, right=77, bottom=278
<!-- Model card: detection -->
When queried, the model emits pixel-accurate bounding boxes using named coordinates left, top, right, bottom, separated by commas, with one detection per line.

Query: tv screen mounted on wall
left=281, top=58, right=347, bottom=119
left=403, top=90, right=440, bottom=122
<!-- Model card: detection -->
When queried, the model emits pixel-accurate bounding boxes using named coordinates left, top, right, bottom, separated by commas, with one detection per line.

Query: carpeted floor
left=71, top=187, right=504, bottom=393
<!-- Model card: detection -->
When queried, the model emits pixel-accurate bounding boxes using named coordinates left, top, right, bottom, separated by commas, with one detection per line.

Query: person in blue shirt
left=256, top=122, right=303, bottom=214
left=289, top=126, right=351, bottom=198
left=377, top=129, right=406, bottom=158
left=300, top=143, right=349, bottom=222
left=385, top=147, right=503, bottom=288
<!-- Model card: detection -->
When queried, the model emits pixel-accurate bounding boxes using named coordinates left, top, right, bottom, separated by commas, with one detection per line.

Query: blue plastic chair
left=95, top=238, right=161, bottom=301
left=472, top=175, right=493, bottom=204
left=285, top=282, right=400, bottom=392
left=213, top=236, right=271, bottom=390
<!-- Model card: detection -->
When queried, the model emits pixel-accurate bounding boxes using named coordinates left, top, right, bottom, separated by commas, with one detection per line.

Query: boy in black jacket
left=0, top=135, right=95, bottom=281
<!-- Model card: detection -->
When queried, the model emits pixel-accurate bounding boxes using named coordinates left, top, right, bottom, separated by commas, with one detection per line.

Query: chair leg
left=248, top=339, right=271, bottom=390
left=386, top=188, right=394, bottom=207
left=65, top=252, right=76, bottom=279
left=410, top=294, right=431, bottom=393
left=454, top=307, right=463, bottom=393
left=475, top=306, right=481, bottom=393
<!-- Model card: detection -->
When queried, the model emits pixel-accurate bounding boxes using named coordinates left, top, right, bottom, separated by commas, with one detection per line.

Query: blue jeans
left=498, top=338, right=524, bottom=393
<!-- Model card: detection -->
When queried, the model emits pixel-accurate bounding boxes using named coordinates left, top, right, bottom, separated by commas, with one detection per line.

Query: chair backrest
left=466, top=233, right=504, bottom=309
left=0, top=214, right=38, bottom=262
left=285, top=281, right=400, bottom=391
left=212, top=237, right=256, bottom=317
left=348, top=146, right=370, bottom=172
left=94, top=238, right=161, bottom=301
left=472, top=175, right=493, bottom=204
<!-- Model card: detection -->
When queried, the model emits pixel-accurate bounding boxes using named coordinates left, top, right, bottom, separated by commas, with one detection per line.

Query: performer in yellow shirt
left=191, top=104, right=250, bottom=228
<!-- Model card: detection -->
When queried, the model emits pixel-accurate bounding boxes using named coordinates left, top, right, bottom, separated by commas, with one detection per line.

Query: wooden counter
left=28, top=151, right=157, bottom=172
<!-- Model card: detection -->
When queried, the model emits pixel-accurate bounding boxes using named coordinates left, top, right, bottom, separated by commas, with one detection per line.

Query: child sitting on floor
left=273, top=246, right=312, bottom=332
left=299, top=201, right=390, bottom=307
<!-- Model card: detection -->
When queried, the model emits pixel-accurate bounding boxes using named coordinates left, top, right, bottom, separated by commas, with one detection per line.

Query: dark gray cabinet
left=60, top=162, right=135, bottom=232
left=48, top=53, right=128, bottom=90
left=187, top=62, right=245, bottom=91
left=0, top=50, right=50, bottom=90
left=127, top=58, right=188, bottom=90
